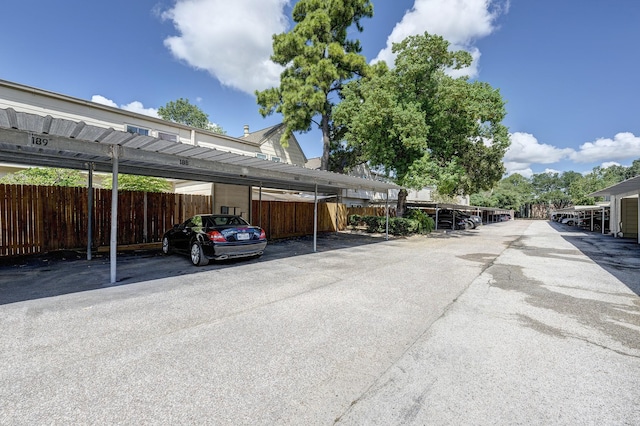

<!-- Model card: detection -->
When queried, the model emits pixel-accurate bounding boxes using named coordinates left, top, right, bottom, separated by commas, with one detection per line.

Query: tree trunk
left=396, top=188, right=408, bottom=217
left=320, top=114, right=330, bottom=171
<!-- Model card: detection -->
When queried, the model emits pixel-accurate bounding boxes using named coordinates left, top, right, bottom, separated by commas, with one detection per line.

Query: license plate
left=236, top=232, right=250, bottom=241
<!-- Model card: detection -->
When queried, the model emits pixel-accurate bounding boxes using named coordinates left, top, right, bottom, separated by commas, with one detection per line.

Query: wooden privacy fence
left=0, top=184, right=397, bottom=257
left=252, top=200, right=348, bottom=239
left=0, top=184, right=211, bottom=257
left=346, top=206, right=396, bottom=218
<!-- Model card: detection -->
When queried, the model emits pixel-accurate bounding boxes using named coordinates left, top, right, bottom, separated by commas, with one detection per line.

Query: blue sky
left=2, top=0, right=640, bottom=179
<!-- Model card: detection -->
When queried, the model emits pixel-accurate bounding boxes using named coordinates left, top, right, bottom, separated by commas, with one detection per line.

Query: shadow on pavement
left=0, top=232, right=387, bottom=305
left=551, top=221, right=640, bottom=296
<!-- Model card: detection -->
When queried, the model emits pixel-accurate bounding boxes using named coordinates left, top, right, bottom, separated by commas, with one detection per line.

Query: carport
left=404, top=202, right=514, bottom=229
left=590, top=175, right=640, bottom=243
left=551, top=204, right=610, bottom=233
left=0, top=107, right=400, bottom=283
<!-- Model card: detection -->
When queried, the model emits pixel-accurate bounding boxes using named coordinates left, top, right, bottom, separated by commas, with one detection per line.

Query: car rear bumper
left=204, top=241, right=267, bottom=260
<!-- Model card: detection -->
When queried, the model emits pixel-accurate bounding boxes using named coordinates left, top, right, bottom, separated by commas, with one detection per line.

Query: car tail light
left=207, top=230, right=227, bottom=242
left=259, top=229, right=266, bottom=240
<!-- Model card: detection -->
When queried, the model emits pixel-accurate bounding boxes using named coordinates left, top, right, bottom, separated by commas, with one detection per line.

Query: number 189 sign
left=31, top=135, right=49, bottom=146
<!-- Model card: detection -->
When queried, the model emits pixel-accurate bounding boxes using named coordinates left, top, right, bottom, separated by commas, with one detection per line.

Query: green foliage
left=206, top=123, right=226, bottom=135
left=158, top=98, right=225, bottom=134
left=256, top=0, right=373, bottom=170
left=348, top=214, right=362, bottom=226
left=0, top=167, right=85, bottom=187
left=404, top=208, right=435, bottom=234
left=471, top=159, right=640, bottom=210
left=531, top=172, right=573, bottom=209
left=333, top=32, right=510, bottom=195
left=102, top=174, right=172, bottom=192
left=347, top=214, right=431, bottom=236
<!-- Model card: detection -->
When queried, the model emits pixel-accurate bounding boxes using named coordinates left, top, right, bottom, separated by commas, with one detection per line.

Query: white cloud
left=121, top=101, right=159, bottom=118
left=502, top=132, right=640, bottom=176
left=373, top=0, right=509, bottom=78
left=569, top=132, right=640, bottom=163
left=91, top=95, right=118, bottom=108
left=504, top=166, right=533, bottom=179
left=91, top=95, right=159, bottom=118
left=601, top=161, right=621, bottom=169
left=504, top=132, right=572, bottom=165
left=542, top=168, right=561, bottom=175
left=161, top=0, right=289, bottom=95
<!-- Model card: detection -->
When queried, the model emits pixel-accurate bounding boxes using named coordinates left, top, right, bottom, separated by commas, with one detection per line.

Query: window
left=271, top=156, right=281, bottom=163
left=157, top=131, right=178, bottom=142
left=126, top=125, right=149, bottom=136
left=256, top=153, right=268, bottom=160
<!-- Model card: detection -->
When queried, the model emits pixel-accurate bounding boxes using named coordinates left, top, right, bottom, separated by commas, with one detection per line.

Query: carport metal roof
left=0, top=107, right=399, bottom=283
left=0, top=108, right=399, bottom=194
left=589, top=175, right=640, bottom=198
left=553, top=203, right=610, bottom=213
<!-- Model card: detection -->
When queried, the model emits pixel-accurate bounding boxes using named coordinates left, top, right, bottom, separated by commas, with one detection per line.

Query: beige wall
left=258, top=126, right=307, bottom=166
left=212, top=183, right=251, bottom=220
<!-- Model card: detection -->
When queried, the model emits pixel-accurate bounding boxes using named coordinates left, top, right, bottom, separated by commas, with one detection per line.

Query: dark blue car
left=162, top=214, right=267, bottom=266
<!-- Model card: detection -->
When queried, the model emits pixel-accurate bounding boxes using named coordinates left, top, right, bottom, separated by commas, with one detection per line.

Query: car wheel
left=594, top=223, right=602, bottom=232
left=162, top=236, right=172, bottom=254
left=190, top=241, right=209, bottom=266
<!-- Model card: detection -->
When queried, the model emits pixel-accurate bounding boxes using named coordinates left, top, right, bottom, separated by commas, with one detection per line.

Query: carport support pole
left=259, top=183, right=262, bottom=228
left=110, top=146, right=119, bottom=284
left=87, top=162, right=94, bottom=260
left=637, top=192, right=640, bottom=244
left=335, top=192, right=339, bottom=234
left=385, top=189, right=389, bottom=240
left=143, top=192, right=148, bottom=243
left=313, top=184, right=318, bottom=253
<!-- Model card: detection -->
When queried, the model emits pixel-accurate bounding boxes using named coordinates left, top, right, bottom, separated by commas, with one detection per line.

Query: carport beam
left=110, top=147, right=119, bottom=284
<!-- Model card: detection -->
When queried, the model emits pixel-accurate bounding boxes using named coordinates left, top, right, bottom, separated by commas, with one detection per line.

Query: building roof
left=241, top=123, right=308, bottom=164
left=589, top=175, right=640, bottom=197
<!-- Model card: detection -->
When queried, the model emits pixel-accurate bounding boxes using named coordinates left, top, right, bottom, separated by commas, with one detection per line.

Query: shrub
left=348, top=214, right=362, bottom=226
left=403, top=209, right=435, bottom=234
left=348, top=214, right=432, bottom=236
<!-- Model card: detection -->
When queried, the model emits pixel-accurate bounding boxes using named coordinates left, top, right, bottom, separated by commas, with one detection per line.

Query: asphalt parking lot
left=1, top=220, right=639, bottom=425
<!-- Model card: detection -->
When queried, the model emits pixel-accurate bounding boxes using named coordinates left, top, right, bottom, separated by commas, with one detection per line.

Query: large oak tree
left=333, top=32, right=510, bottom=197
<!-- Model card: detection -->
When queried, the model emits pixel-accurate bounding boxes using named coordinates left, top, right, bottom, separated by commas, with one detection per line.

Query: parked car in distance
left=467, top=215, right=483, bottom=228
left=430, top=209, right=471, bottom=230
left=561, top=216, right=579, bottom=226
left=162, top=214, right=267, bottom=266
left=579, top=215, right=610, bottom=232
